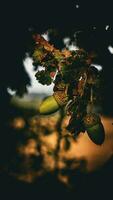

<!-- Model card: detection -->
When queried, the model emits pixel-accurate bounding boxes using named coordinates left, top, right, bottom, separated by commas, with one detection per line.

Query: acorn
left=83, top=113, right=105, bottom=145
left=39, top=90, right=68, bottom=115
left=39, top=95, right=60, bottom=115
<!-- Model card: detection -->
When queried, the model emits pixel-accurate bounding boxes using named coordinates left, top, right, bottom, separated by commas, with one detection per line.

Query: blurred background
left=0, top=0, right=113, bottom=199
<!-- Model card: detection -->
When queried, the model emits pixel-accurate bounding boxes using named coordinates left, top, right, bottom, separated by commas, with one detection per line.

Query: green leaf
left=35, top=70, right=52, bottom=85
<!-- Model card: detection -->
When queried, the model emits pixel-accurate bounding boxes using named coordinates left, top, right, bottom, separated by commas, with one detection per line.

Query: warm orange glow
left=8, top=114, right=113, bottom=185
left=11, top=117, right=26, bottom=129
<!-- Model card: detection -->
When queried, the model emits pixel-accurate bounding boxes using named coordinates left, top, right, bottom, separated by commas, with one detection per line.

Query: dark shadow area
left=0, top=157, right=113, bottom=199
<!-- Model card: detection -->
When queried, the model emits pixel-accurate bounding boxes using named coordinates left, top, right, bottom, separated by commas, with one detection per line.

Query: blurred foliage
left=0, top=109, right=87, bottom=185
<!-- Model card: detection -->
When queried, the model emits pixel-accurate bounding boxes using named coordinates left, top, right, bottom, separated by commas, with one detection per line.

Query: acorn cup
left=83, top=113, right=105, bottom=145
left=53, top=91, right=68, bottom=106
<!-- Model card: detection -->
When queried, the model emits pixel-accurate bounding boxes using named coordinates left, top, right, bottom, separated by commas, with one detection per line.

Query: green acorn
left=39, top=95, right=60, bottom=115
left=83, top=113, right=105, bottom=145
left=39, top=90, right=68, bottom=115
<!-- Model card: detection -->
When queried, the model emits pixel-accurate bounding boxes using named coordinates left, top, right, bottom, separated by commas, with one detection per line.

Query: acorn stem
left=55, top=108, right=65, bottom=168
